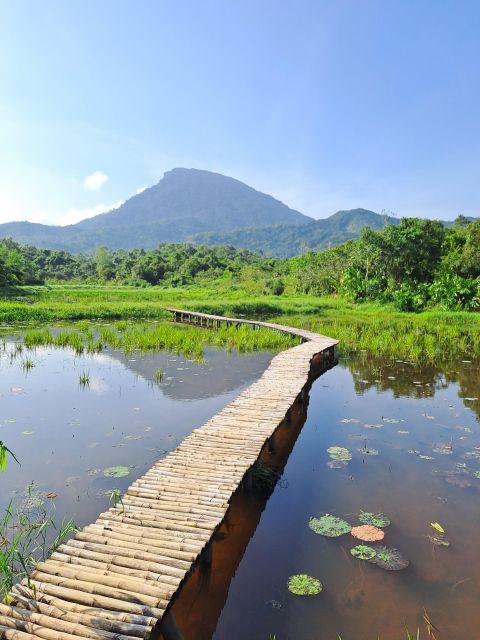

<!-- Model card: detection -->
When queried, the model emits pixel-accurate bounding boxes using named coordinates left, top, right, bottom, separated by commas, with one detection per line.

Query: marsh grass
left=78, top=371, right=90, bottom=387
left=2, top=285, right=480, bottom=363
left=0, top=484, right=78, bottom=600
left=154, top=368, right=164, bottom=382
left=15, top=320, right=297, bottom=361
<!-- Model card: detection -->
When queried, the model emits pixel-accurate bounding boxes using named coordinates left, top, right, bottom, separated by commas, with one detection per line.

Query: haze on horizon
left=1, top=0, right=479, bottom=227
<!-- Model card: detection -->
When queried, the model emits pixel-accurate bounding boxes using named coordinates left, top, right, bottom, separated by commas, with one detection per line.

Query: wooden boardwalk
left=0, top=310, right=337, bottom=640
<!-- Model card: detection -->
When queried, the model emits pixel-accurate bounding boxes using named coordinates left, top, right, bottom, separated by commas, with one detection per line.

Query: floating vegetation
left=371, top=546, right=409, bottom=571
left=428, top=534, right=450, bottom=547
left=103, top=466, right=130, bottom=479
left=358, top=511, right=390, bottom=528
left=432, top=442, right=453, bottom=455
left=309, top=514, right=352, bottom=537
left=445, top=475, right=471, bottom=488
left=287, top=574, right=323, bottom=596
left=340, top=418, right=361, bottom=424
left=383, top=418, right=401, bottom=424
left=351, top=525, right=385, bottom=542
left=462, top=448, right=480, bottom=460
left=363, top=423, right=383, bottom=429
left=473, top=471, right=480, bottom=479
left=326, top=446, right=352, bottom=462
left=430, top=522, right=445, bottom=534
left=350, top=545, right=377, bottom=561
left=398, top=430, right=410, bottom=435
left=357, top=446, right=379, bottom=456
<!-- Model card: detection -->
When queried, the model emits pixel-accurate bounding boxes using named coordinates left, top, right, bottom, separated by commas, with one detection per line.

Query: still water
left=0, top=336, right=274, bottom=527
left=172, top=355, right=480, bottom=640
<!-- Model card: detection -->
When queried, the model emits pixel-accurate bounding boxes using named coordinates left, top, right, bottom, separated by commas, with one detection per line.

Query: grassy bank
left=1, top=285, right=480, bottom=363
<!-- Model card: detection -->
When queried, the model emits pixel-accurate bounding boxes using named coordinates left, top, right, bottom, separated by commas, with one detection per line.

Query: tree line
left=1, top=216, right=479, bottom=311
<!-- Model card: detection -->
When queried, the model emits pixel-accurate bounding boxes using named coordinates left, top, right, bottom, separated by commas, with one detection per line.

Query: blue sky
left=1, top=0, right=479, bottom=225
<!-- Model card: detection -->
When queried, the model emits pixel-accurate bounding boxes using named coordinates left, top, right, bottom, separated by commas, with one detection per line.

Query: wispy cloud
left=135, top=186, right=147, bottom=195
left=57, top=200, right=124, bottom=226
left=84, top=170, right=109, bottom=191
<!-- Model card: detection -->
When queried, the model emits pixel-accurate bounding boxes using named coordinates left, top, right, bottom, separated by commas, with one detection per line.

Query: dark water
left=0, top=337, right=274, bottom=527
left=171, top=355, right=480, bottom=640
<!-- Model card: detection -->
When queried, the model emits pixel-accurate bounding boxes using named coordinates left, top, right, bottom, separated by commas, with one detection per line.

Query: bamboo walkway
left=0, top=310, right=337, bottom=640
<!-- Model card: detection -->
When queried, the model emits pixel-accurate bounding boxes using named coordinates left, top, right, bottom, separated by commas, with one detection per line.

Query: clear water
left=171, top=355, right=480, bottom=640
left=0, top=337, right=274, bottom=528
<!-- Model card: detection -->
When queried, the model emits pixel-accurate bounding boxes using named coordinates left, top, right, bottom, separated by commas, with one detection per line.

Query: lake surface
left=0, top=334, right=274, bottom=528
left=171, top=355, right=480, bottom=640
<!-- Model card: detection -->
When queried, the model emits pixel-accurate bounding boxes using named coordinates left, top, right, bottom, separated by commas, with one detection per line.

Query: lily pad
left=433, top=443, right=453, bottom=455
left=372, top=546, right=409, bottom=571
left=309, top=514, right=352, bottom=537
left=473, top=471, right=480, bottom=479
left=351, top=545, right=377, bottom=561
left=103, top=466, right=129, bottom=479
left=357, top=447, right=379, bottom=456
left=351, top=525, right=385, bottom=542
left=287, top=574, right=322, bottom=596
left=21, top=430, right=34, bottom=436
left=327, top=446, right=352, bottom=461
left=358, top=511, right=390, bottom=528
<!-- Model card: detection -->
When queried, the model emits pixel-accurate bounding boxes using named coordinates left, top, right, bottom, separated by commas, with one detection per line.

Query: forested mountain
left=190, top=209, right=397, bottom=256
left=0, top=169, right=311, bottom=252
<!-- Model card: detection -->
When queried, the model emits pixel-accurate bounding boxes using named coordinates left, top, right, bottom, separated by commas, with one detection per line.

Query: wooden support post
left=159, top=611, right=185, bottom=640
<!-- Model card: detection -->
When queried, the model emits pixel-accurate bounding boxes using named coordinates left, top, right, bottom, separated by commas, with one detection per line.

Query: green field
left=1, top=285, right=479, bottom=364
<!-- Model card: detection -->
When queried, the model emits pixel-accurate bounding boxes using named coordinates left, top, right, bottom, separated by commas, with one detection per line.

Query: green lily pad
left=351, top=545, right=377, bottom=561
left=327, top=446, right=352, bottom=461
left=103, top=466, right=129, bottom=478
left=309, top=514, right=352, bottom=537
left=358, top=511, right=390, bottom=528
left=371, top=546, right=409, bottom=571
left=287, top=574, right=323, bottom=595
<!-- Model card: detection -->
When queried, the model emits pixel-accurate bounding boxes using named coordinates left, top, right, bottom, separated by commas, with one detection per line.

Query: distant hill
left=190, top=209, right=398, bottom=257
left=0, top=168, right=311, bottom=252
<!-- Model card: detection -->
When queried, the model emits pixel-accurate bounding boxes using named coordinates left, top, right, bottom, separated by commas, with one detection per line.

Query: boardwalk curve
left=0, top=310, right=337, bottom=640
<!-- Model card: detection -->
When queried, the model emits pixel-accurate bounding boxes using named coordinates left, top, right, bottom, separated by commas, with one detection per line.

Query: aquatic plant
left=428, top=534, right=450, bottom=547
left=287, top=574, right=323, bottom=596
left=103, top=465, right=130, bottom=478
left=0, top=442, right=19, bottom=473
left=309, top=514, right=352, bottom=537
left=0, top=484, right=77, bottom=600
left=106, top=488, right=124, bottom=514
left=371, top=546, right=409, bottom=570
left=351, top=525, right=385, bottom=542
left=350, top=545, right=377, bottom=561
left=326, top=446, right=352, bottom=461
left=154, top=368, right=164, bottom=382
left=78, top=371, right=90, bottom=387
left=430, top=522, right=445, bottom=534
left=357, top=446, right=379, bottom=456
left=432, top=442, right=453, bottom=455
left=21, top=357, right=34, bottom=371
left=358, top=511, right=390, bottom=528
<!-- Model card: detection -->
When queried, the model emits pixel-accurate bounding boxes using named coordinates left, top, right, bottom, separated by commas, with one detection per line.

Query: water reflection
left=168, top=354, right=480, bottom=640
left=0, top=340, right=273, bottom=530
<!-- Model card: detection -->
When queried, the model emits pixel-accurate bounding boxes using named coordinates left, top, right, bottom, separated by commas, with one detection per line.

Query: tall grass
left=15, top=320, right=297, bottom=360
left=0, top=485, right=77, bottom=600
